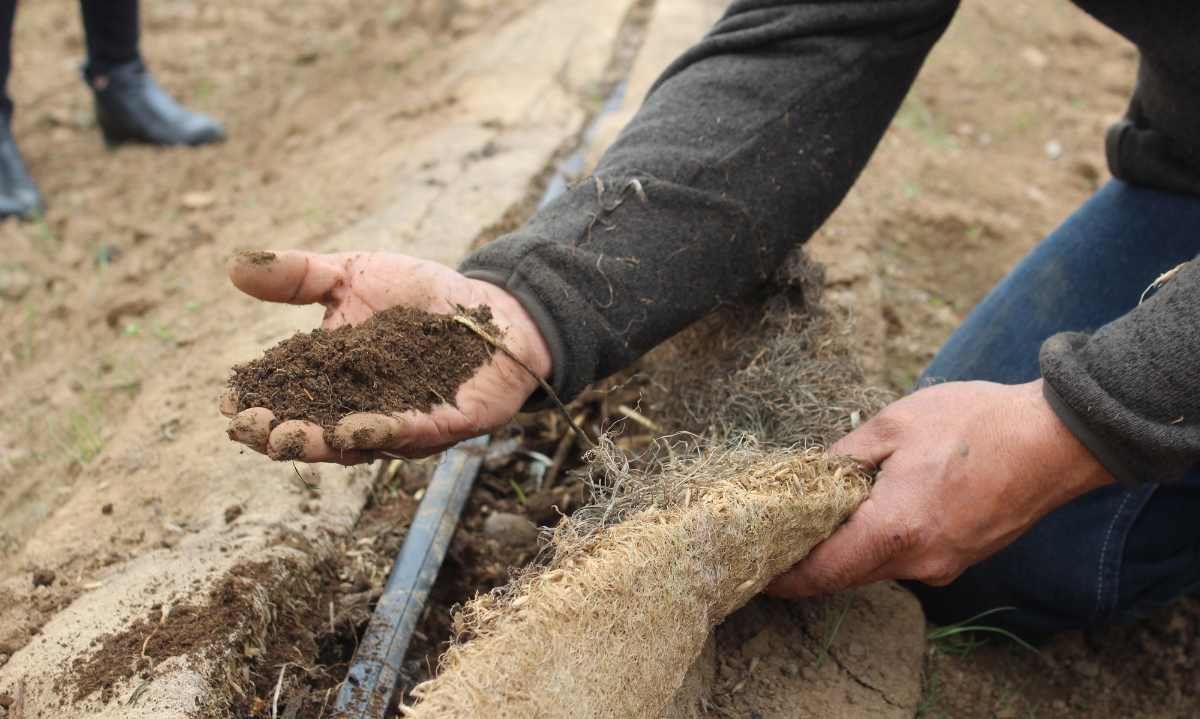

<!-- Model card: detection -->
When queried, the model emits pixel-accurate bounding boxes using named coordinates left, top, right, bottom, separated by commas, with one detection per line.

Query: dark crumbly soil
left=68, top=561, right=280, bottom=704
left=229, top=305, right=497, bottom=428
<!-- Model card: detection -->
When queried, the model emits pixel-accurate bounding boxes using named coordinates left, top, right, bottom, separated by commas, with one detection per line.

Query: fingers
left=227, top=411, right=375, bottom=465
left=227, top=250, right=345, bottom=306
left=326, top=413, right=409, bottom=452
left=267, top=420, right=376, bottom=465
left=326, top=410, right=457, bottom=456
left=765, top=497, right=910, bottom=598
left=226, top=405, right=454, bottom=464
left=830, top=413, right=900, bottom=469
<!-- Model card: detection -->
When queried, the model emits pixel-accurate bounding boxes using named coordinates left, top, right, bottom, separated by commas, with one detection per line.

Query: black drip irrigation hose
left=331, top=435, right=488, bottom=718
left=331, top=79, right=631, bottom=719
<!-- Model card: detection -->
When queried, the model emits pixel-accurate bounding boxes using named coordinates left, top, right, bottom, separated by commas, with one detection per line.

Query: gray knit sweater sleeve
left=1041, top=260, right=1200, bottom=485
left=461, top=0, right=1200, bottom=486
left=461, top=0, right=960, bottom=401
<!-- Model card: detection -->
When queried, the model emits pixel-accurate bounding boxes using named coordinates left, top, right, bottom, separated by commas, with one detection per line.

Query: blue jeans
left=906, top=180, right=1200, bottom=640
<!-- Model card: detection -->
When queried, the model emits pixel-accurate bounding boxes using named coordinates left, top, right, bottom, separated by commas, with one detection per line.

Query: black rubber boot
left=88, top=60, right=225, bottom=147
left=0, top=118, right=44, bottom=219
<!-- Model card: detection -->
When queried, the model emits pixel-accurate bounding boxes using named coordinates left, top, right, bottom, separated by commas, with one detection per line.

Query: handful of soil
left=228, top=306, right=498, bottom=429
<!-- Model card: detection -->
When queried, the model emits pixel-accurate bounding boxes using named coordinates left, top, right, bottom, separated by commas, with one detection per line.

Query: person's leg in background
left=79, top=0, right=225, bottom=147
left=905, top=179, right=1200, bottom=641
left=0, top=0, right=44, bottom=218
left=80, top=0, right=139, bottom=77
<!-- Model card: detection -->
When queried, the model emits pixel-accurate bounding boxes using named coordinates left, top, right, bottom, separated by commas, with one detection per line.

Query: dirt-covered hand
left=220, top=250, right=551, bottom=464
left=766, top=380, right=1115, bottom=598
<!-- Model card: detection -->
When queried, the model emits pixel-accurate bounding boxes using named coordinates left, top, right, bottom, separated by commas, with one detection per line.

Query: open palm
left=220, top=250, right=550, bottom=464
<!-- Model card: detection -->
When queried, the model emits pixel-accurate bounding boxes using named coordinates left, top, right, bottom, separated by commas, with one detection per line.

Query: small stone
left=1045, top=140, right=1064, bottom=160
left=482, top=512, right=538, bottom=548
left=1073, top=660, right=1100, bottom=679
left=800, top=666, right=818, bottom=681
left=741, top=630, right=774, bottom=659
left=101, top=503, right=113, bottom=515
left=1020, top=46, right=1049, bottom=69
left=0, top=265, right=33, bottom=301
left=32, top=569, right=55, bottom=588
left=180, top=191, right=215, bottom=210
left=781, top=662, right=800, bottom=678
left=224, top=505, right=244, bottom=524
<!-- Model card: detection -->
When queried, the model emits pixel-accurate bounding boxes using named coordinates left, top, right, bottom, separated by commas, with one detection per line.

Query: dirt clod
left=481, top=512, right=539, bottom=548
left=100, top=503, right=113, bottom=515
left=31, top=570, right=54, bottom=589
left=229, top=306, right=497, bottom=430
left=223, top=505, right=243, bottom=524
left=69, top=561, right=278, bottom=704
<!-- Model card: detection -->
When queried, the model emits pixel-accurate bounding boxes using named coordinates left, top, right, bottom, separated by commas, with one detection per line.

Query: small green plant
left=1013, top=110, right=1038, bottom=133
left=29, top=216, right=59, bottom=255
left=16, top=305, right=36, bottom=364
left=55, top=403, right=105, bottom=465
left=896, top=95, right=958, bottom=151
left=194, top=77, right=214, bottom=102
left=927, top=607, right=1038, bottom=658
left=915, top=662, right=942, bottom=717
left=95, top=353, right=144, bottom=394
left=814, top=598, right=851, bottom=669
left=509, top=478, right=528, bottom=504
left=152, top=323, right=178, bottom=346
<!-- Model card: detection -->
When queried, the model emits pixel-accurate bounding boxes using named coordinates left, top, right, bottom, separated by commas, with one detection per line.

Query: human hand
left=220, top=250, right=551, bottom=464
left=767, top=380, right=1114, bottom=597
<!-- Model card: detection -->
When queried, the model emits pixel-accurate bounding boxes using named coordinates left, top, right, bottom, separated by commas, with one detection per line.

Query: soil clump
left=228, top=306, right=498, bottom=429
left=68, top=561, right=278, bottom=705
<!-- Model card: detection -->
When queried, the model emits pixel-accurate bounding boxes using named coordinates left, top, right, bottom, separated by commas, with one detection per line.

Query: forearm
left=1040, top=258, right=1200, bottom=484
left=463, top=0, right=959, bottom=402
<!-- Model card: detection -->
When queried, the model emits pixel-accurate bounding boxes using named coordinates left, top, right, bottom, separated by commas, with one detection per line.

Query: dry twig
left=452, top=313, right=597, bottom=448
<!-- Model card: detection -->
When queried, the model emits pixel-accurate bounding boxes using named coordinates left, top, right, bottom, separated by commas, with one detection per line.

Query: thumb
left=829, top=412, right=900, bottom=470
left=227, top=250, right=345, bottom=306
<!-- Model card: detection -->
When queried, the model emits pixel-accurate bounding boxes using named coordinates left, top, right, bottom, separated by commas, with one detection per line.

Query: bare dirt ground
left=0, top=0, right=1193, bottom=717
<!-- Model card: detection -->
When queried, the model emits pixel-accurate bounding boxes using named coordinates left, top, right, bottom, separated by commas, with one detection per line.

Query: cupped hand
left=220, top=250, right=551, bottom=464
left=767, top=379, right=1114, bottom=598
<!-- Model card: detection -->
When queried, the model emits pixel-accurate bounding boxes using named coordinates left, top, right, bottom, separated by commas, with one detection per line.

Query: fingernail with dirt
left=234, top=250, right=277, bottom=267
